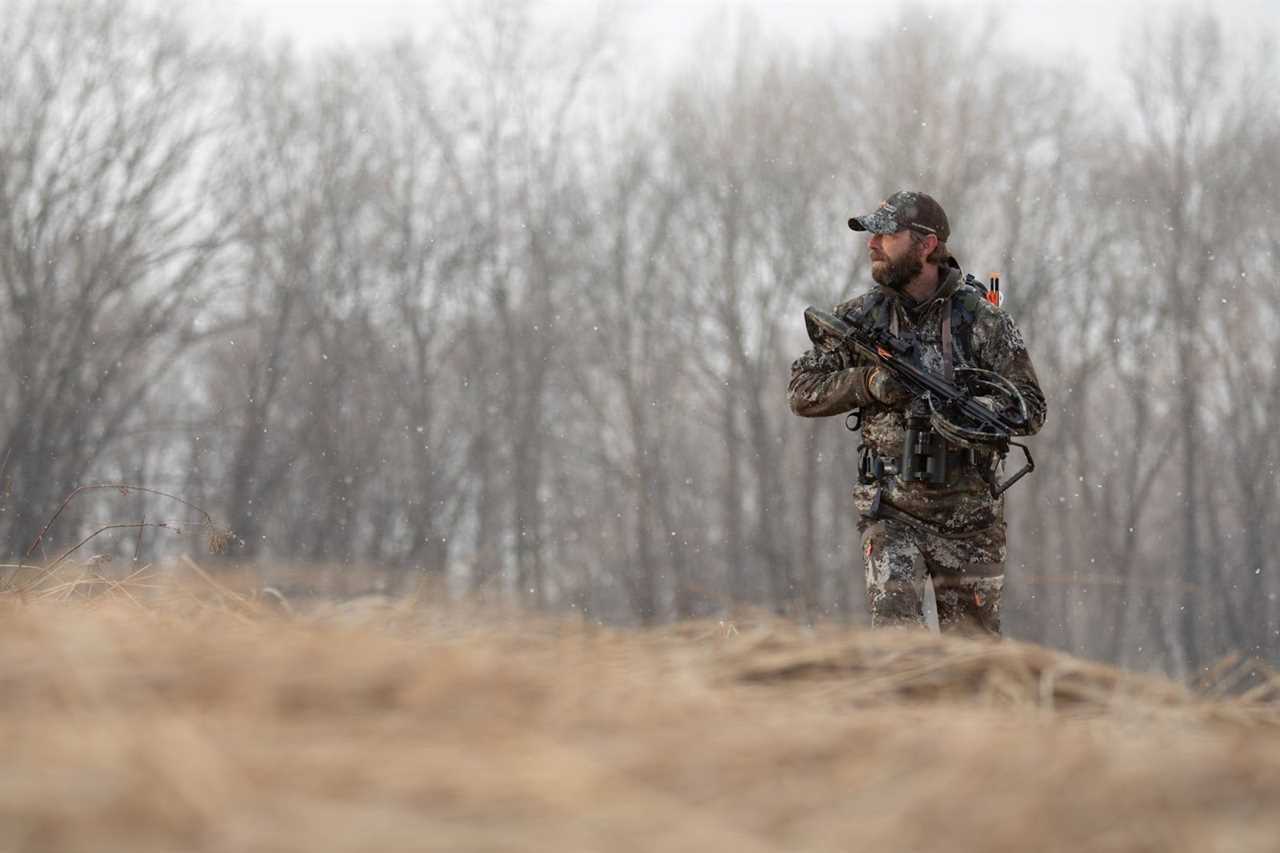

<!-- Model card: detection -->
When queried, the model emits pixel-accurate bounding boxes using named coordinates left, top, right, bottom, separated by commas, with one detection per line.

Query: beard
left=871, top=247, right=924, bottom=291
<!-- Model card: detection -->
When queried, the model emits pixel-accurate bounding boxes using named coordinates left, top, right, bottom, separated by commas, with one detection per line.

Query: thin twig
left=5, top=482, right=231, bottom=594
left=24, top=483, right=216, bottom=560
left=16, top=522, right=180, bottom=594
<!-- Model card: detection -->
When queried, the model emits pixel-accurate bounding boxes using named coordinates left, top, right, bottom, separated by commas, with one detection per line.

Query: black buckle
left=859, top=448, right=893, bottom=485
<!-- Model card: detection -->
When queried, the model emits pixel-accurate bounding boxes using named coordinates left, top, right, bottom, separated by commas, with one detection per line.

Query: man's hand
left=867, top=367, right=912, bottom=406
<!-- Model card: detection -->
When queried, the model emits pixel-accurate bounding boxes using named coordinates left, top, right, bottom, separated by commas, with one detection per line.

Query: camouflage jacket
left=788, top=264, right=1046, bottom=534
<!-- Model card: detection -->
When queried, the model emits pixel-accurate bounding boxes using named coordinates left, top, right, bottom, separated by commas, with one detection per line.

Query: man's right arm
left=787, top=346, right=878, bottom=417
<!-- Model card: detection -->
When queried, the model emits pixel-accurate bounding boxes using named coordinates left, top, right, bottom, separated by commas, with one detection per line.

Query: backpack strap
left=942, top=294, right=954, bottom=381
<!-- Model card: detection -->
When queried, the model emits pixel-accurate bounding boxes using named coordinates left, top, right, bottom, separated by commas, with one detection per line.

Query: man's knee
left=868, top=578, right=926, bottom=627
left=934, top=576, right=1002, bottom=638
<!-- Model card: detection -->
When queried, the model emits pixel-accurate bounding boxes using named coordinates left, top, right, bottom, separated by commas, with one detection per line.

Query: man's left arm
left=972, top=310, right=1046, bottom=436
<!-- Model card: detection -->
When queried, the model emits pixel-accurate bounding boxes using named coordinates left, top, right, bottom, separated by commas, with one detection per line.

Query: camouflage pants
left=858, top=516, right=1005, bottom=637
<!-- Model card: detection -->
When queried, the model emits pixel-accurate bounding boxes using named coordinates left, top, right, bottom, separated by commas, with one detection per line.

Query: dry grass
left=1, top=565, right=1278, bottom=853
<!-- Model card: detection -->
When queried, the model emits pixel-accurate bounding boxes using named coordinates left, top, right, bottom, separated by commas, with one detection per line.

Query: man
left=788, top=191, right=1045, bottom=636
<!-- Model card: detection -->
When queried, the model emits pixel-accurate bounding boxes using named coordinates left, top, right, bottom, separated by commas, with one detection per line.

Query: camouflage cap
left=848, top=191, right=950, bottom=242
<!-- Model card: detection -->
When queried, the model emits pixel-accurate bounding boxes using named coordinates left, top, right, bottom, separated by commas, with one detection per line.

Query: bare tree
left=0, top=0, right=223, bottom=557
left=1113, top=12, right=1271, bottom=671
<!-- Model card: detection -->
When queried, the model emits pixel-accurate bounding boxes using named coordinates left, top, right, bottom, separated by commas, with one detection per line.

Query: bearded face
left=870, top=236, right=926, bottom=291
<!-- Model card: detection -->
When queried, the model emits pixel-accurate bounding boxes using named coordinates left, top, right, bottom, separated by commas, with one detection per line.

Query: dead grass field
left=1, top=565, right=1278, bottom=853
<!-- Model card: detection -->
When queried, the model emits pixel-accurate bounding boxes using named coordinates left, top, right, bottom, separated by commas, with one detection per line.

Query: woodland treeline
left=0, top=0, right=1277, bottom=676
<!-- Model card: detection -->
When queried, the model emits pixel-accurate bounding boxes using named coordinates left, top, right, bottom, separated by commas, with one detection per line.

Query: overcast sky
left=218, top=0, right=1273, bottom=79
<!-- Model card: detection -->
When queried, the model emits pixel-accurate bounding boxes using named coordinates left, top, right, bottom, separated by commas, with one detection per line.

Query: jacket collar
left=876, top=261, right=964, bottom=312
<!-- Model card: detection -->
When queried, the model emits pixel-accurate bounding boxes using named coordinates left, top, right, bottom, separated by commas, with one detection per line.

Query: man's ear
left=919, top=233, right=938, bottom=258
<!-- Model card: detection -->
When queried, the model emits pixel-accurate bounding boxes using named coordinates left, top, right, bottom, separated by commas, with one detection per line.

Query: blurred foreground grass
left=0, top=562, right=1278, bottom=852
